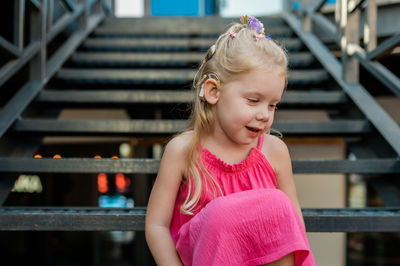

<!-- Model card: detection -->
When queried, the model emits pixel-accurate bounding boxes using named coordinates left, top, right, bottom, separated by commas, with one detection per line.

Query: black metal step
left=55, top=69, right=329, bottom=85
left=0, top=207, right=399, bottom=232
left=0, top=158, right=398, bottom=174
left=81, top=37, right=303, bottom=52
left=100, top=16, right=287, bottom=28
left=69, top=51, right=315, bottom=68
left=70, top=51, right=204, bottom=67
left=12, top=119, right=371, bottom=136
left=93, top=25, right=293, bottom=38
left=37, top=90, right=347, bottom=106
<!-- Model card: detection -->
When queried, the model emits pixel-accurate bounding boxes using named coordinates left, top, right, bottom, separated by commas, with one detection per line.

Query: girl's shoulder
left=158, top=132, right=194, bottom=181
left=261, top=134, right=291, bottom=172
left=164, top=131, right=194, bottom=157
left=262, top=134, right=289, bottom=154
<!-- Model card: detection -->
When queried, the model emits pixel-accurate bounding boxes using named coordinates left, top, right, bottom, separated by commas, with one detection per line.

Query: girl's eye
left=248, top=98, right=259, bottom=103
left=270, top=104, right=278, bottom=110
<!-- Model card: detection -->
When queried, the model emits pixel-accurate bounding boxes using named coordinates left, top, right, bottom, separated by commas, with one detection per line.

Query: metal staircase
left=0, top=0, right=400, bottom=264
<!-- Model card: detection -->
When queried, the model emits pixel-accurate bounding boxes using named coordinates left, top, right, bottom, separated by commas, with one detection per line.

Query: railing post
left=78, top=0, right=89, bottom=29
left=144, top=0, right=151, bottom=16
left=30, top=0, right=47, bottom=81
left=13, top=0, right=25, bottom=51
left=93, top=0, right=103, bottom=13
left=283, top=0, right=291, bottom=13
left=364, top=0, right=377, bottom=51
left=341, top=0, right=360, bottom=83
left=48, top=0, right=54, bottom=32
left=302, top=0, right=313, bottom=32
left=103, top=0, right=116, bottom=16
left=335, top=0, right=341, bottom=34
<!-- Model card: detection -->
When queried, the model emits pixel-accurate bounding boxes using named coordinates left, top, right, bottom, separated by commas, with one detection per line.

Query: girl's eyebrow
left=243, top=91, right=265, bottom=100
left=245, top=90, right=281, bottom=101
left=244, top=88, right=265, bottom=95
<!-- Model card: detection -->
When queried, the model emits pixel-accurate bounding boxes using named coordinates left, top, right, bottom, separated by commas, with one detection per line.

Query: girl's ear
left=203, top=78, right=220, bottom=105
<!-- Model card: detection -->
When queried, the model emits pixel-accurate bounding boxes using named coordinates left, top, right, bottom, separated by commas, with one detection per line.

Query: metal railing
left=283, top=0, right=400, bottom=156
left=0, top=0, right=106, bottom=138
left=286, top=0, right=400, bottom=95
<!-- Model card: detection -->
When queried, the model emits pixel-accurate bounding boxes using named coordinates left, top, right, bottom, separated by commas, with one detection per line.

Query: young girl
left=145, top=15, right=316, bottom=266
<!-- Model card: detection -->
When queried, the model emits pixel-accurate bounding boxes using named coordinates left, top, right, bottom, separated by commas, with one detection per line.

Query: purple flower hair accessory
left=240, top=15, right=265, bottom=35
left=240, top=15, right=272, bottom=41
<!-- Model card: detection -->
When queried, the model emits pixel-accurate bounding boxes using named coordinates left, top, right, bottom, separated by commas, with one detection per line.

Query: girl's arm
left=145, top=136, right=188, bottom=265
left=263, top=135, right=306, bottom=229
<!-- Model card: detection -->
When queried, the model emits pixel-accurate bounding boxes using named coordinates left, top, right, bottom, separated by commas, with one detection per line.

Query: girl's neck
left=200, top=130, right=258, bottom=165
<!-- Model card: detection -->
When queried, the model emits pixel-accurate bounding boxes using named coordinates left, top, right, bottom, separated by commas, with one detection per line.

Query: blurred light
left=115, top=173, right=126, bottom=192
left=33, top=154, right=42, bottom=159
left=153, top=144, right=162, bottom=159
left=119, top=142, right=131, bottom=158
left=97, top=173, right=108, bottom=193
left=53, top=154, right=62, bottom=159
left=220, top=0, right=282, bottom=17
left=12, top=175, right=43, bottom=193
left=99, top=195, right=129, bottom=208
left=115, top=0, right=143, bottom=17
left=293, top=2, right=300, bottom=11
left=94, top=155, right=102, bottom=159
left=126, top=197, right=134, bottom=208
left=111, top=155, right=119, bottom=159
left=115, top=173, right=131, bottom=193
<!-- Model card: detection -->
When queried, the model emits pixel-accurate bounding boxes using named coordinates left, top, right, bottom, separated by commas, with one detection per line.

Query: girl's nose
left=256, top=108, right=270, bottom=121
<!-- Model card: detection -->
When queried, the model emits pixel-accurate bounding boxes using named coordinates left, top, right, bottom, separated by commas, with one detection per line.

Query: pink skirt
left=176, top=188, right=315, bottom=266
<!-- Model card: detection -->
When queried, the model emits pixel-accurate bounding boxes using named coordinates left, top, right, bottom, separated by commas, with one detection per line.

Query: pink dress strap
left=257, top=133, right=265, bottom=150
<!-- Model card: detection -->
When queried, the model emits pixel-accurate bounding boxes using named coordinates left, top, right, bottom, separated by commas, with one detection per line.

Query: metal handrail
left=288, top=0, right=400, bottom=96
left=284, top=0, right=400, bottom=156
left=0, top=0, right=107, bottom=138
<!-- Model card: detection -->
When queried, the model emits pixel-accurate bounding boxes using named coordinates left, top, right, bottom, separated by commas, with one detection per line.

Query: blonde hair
left=180, top=22, right=288, bottom=215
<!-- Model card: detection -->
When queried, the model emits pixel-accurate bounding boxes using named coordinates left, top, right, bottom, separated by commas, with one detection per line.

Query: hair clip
left=206, top=44, right=216, bottom=61
left=229, top=30, right=237, bottom=39
left=255, top=33, right=264, bottom=41
left=240, top=15, right=272, bottom=41
left=240, top=15, right=265, bottom=35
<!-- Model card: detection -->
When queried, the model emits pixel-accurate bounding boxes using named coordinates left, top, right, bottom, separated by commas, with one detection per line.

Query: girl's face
left=212, top=67, right=286, bottom=147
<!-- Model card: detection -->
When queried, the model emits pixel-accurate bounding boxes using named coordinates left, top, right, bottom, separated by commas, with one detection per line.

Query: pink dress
left=170, top=134, right=315, bottom=266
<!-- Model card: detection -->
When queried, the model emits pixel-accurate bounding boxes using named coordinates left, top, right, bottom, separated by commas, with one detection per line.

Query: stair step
left=55, top=69, right=329, bottom=85
left=101, top=16, right=287, bottom=28
left=14, top=119, right=187, bottom=135
left=82, top=37, right=303, bottom=52
left=281, top=91, right=347, bottom=105
left=69, top=51, right=314, bottom=68
left=13, top=119, right=371, bottom=136
left=37, top=90, right=347, bottom=106
left=0, top=158, right=398, bottom=174
left=38, top=89, right=194, bottom=104
left=93, top=25, right=292, bottom=37
left=70, top=51, right=204, bottom=67
left=0, top=207, right=399, bottom=232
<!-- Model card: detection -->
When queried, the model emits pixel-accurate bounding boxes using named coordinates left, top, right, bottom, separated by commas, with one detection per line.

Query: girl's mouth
left=246, top=126, right=261, bottom=133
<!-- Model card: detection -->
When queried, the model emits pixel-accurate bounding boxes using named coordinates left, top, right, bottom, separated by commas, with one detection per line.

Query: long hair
left=180, top=22, right=288, bottom=215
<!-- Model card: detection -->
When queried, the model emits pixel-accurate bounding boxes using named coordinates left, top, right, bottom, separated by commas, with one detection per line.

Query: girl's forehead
left=227, top=68, right=286, bottom=91
left=227, top=66, right=285, bottom=81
